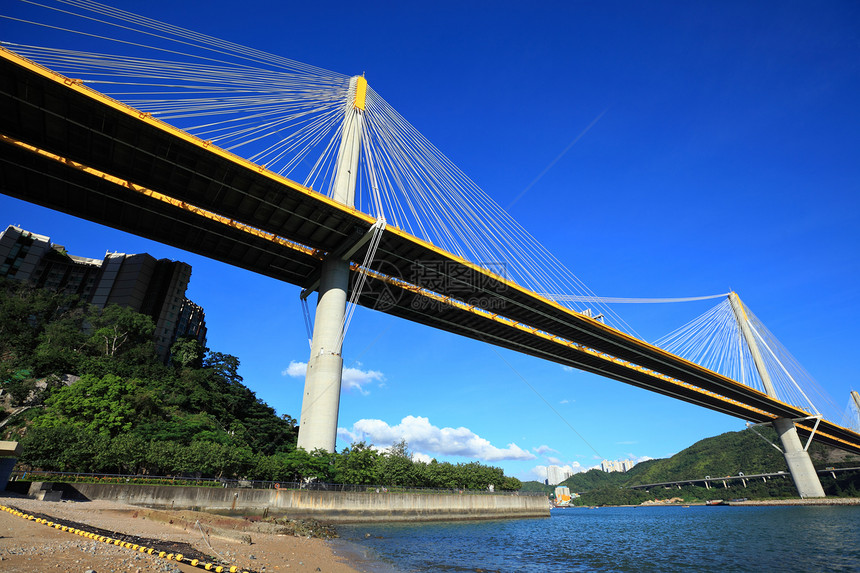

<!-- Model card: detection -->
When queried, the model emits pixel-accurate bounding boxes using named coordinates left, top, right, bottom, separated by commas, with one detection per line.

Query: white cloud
left=411, top=451, right=433, bottom=464
left=525, top=461, right=591, bottom=482
left=561, top=365, right=577, bottom=373
left=533, top=445, right=557, bottom=455
left=559, top=399, right=569, bottom=404
left=282, top=360, right=306, bottom=378
left=546, top=456, right=562, bottom=465
left=342, top=364, right=385, bottom=395
left=626, top=454, right=654, bottom=465
left=529, top=465, right=548, bottom=480
left=282, top=360, right=384, bottom=395
left=338, top=415, right=536, bottom=462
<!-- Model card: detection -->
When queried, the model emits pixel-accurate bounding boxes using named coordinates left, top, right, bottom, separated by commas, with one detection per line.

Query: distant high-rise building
left=546, top=465, right=573, bottom=485
left=601, top=459, right=635, bottom=473
left=0, top=225, right=207, bottom=362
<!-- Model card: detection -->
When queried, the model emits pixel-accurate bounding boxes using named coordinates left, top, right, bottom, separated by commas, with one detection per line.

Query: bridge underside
left=2, top=47, right=859, bottom=456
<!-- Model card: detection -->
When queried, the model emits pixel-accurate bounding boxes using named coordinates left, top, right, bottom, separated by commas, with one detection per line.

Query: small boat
left=705, top=499, right=726, bottom=506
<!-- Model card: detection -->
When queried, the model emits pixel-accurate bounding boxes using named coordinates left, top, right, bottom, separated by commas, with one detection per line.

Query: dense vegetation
left=530, top=428, right=860, bottom=505
left=0, top=278, right=521, bottom=490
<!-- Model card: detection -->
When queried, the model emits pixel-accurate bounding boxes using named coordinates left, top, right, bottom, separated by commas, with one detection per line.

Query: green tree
left=379, top=440, right=415, bottom=486
left=37, top=374, right=146, bottom=436
left=145, top=440, right=185, bottom=475
left=170, top=337, right=204, bottom=369
left=18, top=424, right=107, bottom=472
left=31, top=306, right=90, bottom=376
left=335, top=442, right=382, bottom=485
left=286, top=448, right=334, bottom=482
left=88, top=305, right=155, bottom=358
left=210, top=442, right=254, bottom=478
left=204, top=352, right=243, bottom=387
left=96, top=433, right=149, bottom=474
left=251, top=453, right=288, bottom=482
left=422, top=459, right=459, bottom=489
left=501, top=476, right=523, bottom=491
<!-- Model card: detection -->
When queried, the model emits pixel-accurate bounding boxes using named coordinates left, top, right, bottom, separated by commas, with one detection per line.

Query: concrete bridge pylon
left=851, top=391, right=860, bottom=422
left=296, top=76, right=367, bottom=453
left=728, top=292, right=825, bottom=498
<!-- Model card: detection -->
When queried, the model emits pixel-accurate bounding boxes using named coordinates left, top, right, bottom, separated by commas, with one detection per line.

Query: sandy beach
left=0, top=493, right=365, bottom=573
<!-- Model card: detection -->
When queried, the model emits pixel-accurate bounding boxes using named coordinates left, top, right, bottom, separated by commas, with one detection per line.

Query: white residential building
left=601, top=459, right=635, bottom=473
left=546, top=465, right=573, bottom=485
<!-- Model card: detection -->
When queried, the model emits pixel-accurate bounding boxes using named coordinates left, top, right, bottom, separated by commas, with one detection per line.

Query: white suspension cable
left=301, top=296, right=314, bottom=350
left=540, top=293, right=730, bottom=304
left=336, top=218, right=387, bottom=352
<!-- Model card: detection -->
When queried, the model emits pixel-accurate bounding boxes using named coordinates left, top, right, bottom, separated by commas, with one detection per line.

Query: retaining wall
left=56, top=483, right=549, bottom=522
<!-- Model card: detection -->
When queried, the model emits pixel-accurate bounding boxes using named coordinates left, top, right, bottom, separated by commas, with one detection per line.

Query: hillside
left=0, top=277, right=522, bottom=490
left=0, top=278, right=299, bottom=472
left=624, top=428, right=788, bottom=485
left=555, top=428, right=860, bottom=504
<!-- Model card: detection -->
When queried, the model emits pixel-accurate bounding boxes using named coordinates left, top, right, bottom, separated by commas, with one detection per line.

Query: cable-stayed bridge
left=1, top=1, right=858, bottom=498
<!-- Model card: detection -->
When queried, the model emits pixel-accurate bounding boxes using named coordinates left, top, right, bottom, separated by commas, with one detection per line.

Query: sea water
left=334, top=505, right=860, bottom=572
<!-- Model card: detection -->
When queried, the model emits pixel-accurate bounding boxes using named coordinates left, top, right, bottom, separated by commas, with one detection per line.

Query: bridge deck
left=2, top=47, right=859, bottom=455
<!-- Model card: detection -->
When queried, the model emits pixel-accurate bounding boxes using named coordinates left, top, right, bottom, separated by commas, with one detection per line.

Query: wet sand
left=0, top=493, right=365, bottom=573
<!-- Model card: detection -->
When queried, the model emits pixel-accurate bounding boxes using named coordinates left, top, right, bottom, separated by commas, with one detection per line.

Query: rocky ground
left=0, top=493, right=367, bottom=573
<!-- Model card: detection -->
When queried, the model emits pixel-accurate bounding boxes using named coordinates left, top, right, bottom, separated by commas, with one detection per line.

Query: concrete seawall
left=55, top=483, right=549, bottom=522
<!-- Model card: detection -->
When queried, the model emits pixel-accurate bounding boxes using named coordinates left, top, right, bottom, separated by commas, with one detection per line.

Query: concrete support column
left=773, top=418, right=826, bottom=498
left=296, top=258, right=349, bottom=452
left=296, top=76, right=366, bottom=453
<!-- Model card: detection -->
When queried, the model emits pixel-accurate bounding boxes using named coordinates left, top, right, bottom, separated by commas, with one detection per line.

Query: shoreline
left=0, top=492, right=365, bottom=572
left=558, top=497, right=860, bottom=508
left=727, top=497, right=860, bottom=506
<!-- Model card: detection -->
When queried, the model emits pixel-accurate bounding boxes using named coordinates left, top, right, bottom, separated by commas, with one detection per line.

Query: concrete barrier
left=0, top=442, right=22, bottom=491
left=56, top=483, right=549, bottom=522
left=28, top=481, right=63, bottom=501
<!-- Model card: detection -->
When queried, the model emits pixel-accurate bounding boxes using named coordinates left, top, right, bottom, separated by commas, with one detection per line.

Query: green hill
left=556, top=428, right=860, bottom=505
left=625, top=428, right=788, bottom=485
left=519, top=480, right=552, bottom=493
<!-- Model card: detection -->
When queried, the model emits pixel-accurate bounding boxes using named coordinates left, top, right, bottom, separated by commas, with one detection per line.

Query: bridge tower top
left=330, top=75, right=367, bottom=208
left=728, top=292, right=777, bottom=398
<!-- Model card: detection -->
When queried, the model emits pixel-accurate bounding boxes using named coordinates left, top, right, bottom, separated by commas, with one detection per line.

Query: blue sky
left=2, top=1, right=859, bottom=481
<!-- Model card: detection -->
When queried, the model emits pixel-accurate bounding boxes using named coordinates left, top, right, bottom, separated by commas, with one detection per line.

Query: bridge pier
left=297, top=257, right=350, bottom=453
left=773, top=418, right=825, bottom=498
left=728, top=292, right=825, bottom=498
left=296, top=76, right=367, bottom=453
